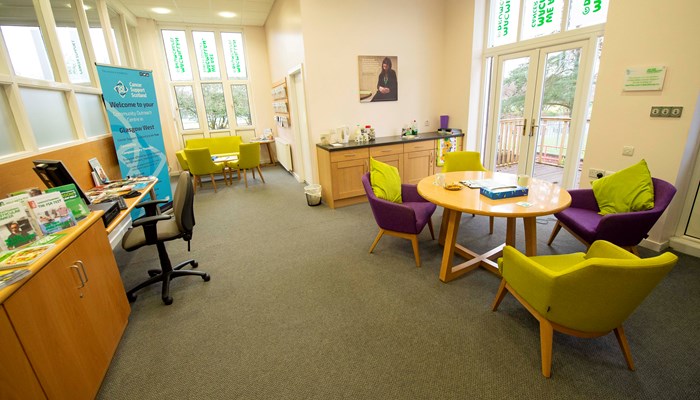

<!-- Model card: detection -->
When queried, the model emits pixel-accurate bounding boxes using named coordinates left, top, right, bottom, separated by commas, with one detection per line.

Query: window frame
left=158, top=24, right=255, bottom=145
left=0, top=0, right=138, bottom=163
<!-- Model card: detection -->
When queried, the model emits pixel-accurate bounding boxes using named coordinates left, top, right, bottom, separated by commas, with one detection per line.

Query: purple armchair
left=548, top=178, right=676, bottom=253
left=362, top=173, right=436, bottom=267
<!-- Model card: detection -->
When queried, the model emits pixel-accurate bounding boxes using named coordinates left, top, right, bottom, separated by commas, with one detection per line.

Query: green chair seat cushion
left=370, top=157, right=402, bottom=203
left=591, top=159, right=655, bottom=215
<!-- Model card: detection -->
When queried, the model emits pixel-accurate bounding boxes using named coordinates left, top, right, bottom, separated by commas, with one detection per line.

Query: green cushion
left=370, top=158, right=402, bottom=203
left=592, top=159, right=655, bottom=215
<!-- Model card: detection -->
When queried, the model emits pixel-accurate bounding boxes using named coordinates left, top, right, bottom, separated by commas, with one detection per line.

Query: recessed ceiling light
left=218, top=11, right=237, bottom=18
left=152, top=8, right=172, bottom=14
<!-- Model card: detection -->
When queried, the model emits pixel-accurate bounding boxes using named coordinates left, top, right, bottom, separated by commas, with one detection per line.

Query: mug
left=517, top=174, right=530, bottom=187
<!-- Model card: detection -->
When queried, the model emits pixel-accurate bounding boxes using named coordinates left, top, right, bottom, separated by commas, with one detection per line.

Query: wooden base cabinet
left=3, top=218, right=130, bottom=400
left=317, top=135, right=463, bottom=208
left=0, top=307, right=46, bottom=400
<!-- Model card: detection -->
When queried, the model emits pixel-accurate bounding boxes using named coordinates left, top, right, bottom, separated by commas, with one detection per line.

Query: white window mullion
left=33, top=0, right=70, bottom=83
left=116, top=13, right=135, bottom=67
left=96, top=0, right=119, bottom=65
left=72, top=0, right=99, bottom=85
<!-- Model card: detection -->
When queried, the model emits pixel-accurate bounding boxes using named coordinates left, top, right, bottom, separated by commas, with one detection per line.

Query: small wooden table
left=251, top=138, right=276, bottom=165
left=417, top=171, right=571, bottom=282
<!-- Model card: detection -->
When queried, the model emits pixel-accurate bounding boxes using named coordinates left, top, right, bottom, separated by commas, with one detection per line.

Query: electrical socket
left=622, top=146, right=634, bottom=156
left=605, top=170, right=616, bottom=177
left=589, top=168, right=604, bottom=179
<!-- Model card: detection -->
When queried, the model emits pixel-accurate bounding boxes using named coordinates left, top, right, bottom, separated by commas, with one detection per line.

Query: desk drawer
left=404, top=140, right=434, bottom=152
left=330, top=148, right=369, bottom=162
left=370, top=144, right=403, bottom=157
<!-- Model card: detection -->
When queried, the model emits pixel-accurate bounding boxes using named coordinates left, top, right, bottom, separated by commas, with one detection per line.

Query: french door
left=486, top=40, right=593, bottom=188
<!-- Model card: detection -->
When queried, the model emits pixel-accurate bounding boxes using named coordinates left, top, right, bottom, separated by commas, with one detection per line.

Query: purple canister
left=440, top=115, right=449, bottom=130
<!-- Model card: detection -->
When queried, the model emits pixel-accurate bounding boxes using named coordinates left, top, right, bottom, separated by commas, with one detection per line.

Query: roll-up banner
left=95, top=65, right=172, bottom=216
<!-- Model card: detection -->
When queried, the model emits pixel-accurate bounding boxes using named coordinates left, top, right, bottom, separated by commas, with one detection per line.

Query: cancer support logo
left=114, top=81, right=129, bottom=98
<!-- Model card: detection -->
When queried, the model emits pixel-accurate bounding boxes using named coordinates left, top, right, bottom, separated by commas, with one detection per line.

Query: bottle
left=411, top=120, right=418, bottom=135
left=355, top=125, right=362, bottom=142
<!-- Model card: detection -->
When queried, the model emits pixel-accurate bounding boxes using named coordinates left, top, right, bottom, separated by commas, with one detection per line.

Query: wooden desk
left=0, top=212, right=130, bottom=399
left=103, top=179, right=157, bottom=234
left=418, top=171, right=571, bottom=282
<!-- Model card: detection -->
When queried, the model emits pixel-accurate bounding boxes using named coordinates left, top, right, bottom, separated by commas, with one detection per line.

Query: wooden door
left=5, top=246, right=106, bottom=400
left=403, top=149, right=434, bottom=185
left=331, top=158, right=368, bottom=199
left=0, top=307, right=46, bottom=400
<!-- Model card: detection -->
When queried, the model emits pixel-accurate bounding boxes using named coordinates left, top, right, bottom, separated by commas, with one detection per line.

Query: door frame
left=287, top=64, right=313, bottom=184
left=480, top=28, right=603, bottom=189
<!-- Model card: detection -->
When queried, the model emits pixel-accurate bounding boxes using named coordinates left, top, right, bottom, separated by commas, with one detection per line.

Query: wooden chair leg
left=489, top=216, right=494, bottom=234
left=539, top=319, right=554, bottom=378
left=427, top=218, right=435, bottom=240
left=410, top=235, right=420, bottom=267
left=193, top=176, right=199, bottom=194
left=252, top=167, right=256, bottom=179
left=491, top=279, right=508, bottom=311
left=210, top=174, right=218, bottom=192
left=369, top=229, right=384, bottom=253
left=243, top=169, right=248, bottom=188
left=547, top=221, right=563, bottom=245
left=614, top=326, right=636, bottom=371
left=257, top=166, right=265, bottom=183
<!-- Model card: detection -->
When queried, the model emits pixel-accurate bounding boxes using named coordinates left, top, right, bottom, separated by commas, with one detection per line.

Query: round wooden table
left=417, top=171, right=572, bottom=282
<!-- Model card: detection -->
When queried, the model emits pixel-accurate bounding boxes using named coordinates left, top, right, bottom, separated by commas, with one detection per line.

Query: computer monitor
left=32, top=159, right=91, bottom=205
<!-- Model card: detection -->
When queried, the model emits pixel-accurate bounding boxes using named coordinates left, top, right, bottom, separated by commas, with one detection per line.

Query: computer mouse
left=124, top=190, right=141, bottom=198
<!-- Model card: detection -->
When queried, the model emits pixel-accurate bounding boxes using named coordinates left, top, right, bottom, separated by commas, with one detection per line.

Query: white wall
left=582, top=0, right=700, bottom=246
left=265, top=0, right=305, bottom=152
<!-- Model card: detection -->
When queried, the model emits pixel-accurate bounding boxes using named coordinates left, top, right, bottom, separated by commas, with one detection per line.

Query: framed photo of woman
left=358, top=56, right=398, bottom=103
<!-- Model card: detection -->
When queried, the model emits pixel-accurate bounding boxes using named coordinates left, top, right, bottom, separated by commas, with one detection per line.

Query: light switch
left=622, top=146, right=634, bottom=156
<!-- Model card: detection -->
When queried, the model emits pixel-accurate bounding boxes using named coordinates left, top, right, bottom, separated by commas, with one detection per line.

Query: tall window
left=50, top=0, right=90, bottom=84
left=162, top=28, right=253, bottom=140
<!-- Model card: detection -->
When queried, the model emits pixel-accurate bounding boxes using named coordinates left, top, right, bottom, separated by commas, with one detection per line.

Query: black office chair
left=121, top=171, right=210, bottom=305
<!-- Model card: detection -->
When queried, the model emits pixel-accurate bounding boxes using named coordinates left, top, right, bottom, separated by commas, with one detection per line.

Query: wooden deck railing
left=496, top=116, right=585, bottom=168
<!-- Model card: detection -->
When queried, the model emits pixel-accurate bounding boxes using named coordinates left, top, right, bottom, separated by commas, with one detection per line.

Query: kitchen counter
left=316, top=131, right=464, bottom=151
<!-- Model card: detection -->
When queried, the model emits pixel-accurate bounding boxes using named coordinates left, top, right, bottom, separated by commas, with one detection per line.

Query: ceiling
left=117, top=0, right=276, bottom=26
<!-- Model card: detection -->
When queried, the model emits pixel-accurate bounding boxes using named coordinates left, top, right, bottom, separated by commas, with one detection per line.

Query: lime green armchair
left=229, top=143, right=265, bottom=188
left=442, top=151, right=494, bottom=233
left=491, top=240, right=678, bottom=378
left=175, top=150, right=189, bottom=171
left=183, top=148, right=229, bottom=193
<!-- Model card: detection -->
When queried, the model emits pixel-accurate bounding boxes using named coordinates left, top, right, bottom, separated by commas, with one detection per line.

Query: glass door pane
left=530, top=47, right=582, bottom=184
left=493, top=55, right=535, bottom=174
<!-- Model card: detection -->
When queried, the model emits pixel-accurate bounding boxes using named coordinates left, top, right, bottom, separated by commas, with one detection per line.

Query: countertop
left=316, top=131, right=464, bottom=152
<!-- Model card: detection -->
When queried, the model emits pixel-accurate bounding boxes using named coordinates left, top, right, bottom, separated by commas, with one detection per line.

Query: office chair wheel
left=127, top=293, right=137, bottom=303
left=192, top=261, right=199, bottom=268
left=202, top=273, right=211, bottom=282
left=163, top=296, right=173, bottom=305
left=148, top=269, right=161, bottom=277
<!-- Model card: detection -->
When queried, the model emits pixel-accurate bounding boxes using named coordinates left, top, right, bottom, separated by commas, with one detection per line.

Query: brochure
left=0, top=203, right=40, bottom=251
left=0, top=244, right=54, bottom=270
left=0, top=268, right=31, bottom=289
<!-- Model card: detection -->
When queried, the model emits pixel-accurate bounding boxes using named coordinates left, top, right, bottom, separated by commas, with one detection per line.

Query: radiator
left=275, top=137, right=293, bottom=172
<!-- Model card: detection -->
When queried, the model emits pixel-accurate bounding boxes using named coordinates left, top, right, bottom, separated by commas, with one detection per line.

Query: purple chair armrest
left=401, top=183, right=427, bottom=203
left=568, top=189, right=600, bottom=211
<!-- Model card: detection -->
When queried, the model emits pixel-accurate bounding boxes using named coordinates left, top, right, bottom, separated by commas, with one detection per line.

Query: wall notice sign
left=623, top=66, right=667, bottom=91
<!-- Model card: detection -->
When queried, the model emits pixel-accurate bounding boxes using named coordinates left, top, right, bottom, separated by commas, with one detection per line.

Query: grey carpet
left=99, top=167, right=700, bottom=399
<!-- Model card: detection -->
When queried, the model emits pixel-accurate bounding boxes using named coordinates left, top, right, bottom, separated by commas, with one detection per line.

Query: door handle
left=70, top=264, right=85, bottom=289
left=530, top=125, right=539, bottom=137
left=76, top=260, right=88, bottom=284
left=515, top=118, right=527, bottom=136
